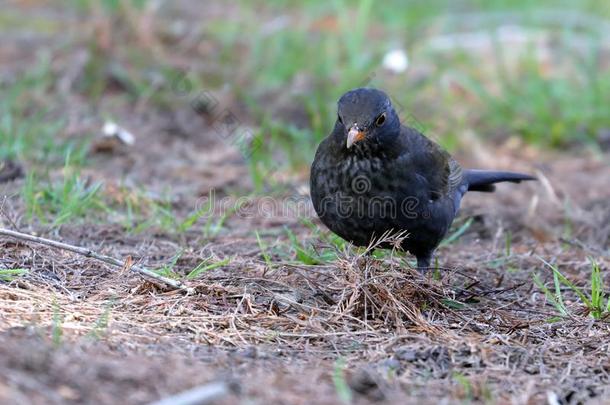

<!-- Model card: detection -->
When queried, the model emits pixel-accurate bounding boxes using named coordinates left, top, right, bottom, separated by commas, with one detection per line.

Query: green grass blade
left=332, top=358, right=352, bottom=404
left=186, top=257, right=231, bottom=280
left=0, top=268, right=28, bottom=282
left=440, top=218, right=473, bottom=247
left=533, top=273, right=568, bottom=317
left=539, top=257, right=592, bottom=308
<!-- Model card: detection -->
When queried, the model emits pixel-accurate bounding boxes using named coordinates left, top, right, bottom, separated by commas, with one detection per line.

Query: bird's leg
left=416, top=253, right=432, bottom=274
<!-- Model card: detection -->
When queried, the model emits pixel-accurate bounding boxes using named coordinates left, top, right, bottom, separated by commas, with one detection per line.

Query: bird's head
left=336, top=88, right=400, bottom=151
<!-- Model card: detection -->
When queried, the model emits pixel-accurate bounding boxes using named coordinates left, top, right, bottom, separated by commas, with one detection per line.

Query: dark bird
left=310, top=88, right=536, bottom=271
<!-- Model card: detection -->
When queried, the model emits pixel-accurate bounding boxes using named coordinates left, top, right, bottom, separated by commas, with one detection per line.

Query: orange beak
left=346, top=126, right=366, bottom=149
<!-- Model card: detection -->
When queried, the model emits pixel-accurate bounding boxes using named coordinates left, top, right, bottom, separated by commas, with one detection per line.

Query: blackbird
left=310, top=88, right=535, bottom=270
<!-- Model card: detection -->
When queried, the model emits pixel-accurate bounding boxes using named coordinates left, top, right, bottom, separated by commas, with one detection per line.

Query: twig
left=0, top=227, right=184, bottom=290
left=150, top=381, right=237, bottom=405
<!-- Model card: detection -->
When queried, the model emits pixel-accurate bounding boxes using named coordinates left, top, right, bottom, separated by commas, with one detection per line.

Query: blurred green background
left=1, top=0, right=609, bottom=227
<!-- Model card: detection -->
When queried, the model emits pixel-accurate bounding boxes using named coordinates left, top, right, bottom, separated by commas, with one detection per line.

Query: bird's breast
left=310, top=152, right=454, bottom=249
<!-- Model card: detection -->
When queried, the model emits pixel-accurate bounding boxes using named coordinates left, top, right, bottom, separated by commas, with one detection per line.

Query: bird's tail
left=465, top=169, right=536, bottom=192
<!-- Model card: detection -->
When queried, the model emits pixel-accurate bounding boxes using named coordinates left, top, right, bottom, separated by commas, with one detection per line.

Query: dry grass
left=1, top=199, right=610, bottom=403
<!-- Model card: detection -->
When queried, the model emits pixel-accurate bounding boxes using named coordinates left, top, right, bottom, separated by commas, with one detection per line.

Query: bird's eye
left=375, top=113, right=386, bottom=127
left=337, top=114, right=343, bottom=125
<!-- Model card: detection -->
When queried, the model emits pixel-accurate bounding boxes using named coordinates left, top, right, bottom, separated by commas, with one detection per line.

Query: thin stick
left=0, top=227, right=184, bottom=290
left=150, top=381, right=235, bottom=405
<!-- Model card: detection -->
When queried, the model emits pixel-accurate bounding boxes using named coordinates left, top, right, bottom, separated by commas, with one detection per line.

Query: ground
left=1, top=1, right=610, bottom=404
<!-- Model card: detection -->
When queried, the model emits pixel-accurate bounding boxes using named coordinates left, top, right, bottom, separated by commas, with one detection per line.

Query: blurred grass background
left=1, top=0, right=609, bottom=226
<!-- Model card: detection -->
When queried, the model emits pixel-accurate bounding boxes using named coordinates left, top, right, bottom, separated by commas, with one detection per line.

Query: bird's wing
left=402, top=126, right=464, bottom=198
left=446, top=156, right=464, bottom=192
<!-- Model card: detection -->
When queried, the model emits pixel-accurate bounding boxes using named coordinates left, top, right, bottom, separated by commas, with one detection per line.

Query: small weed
left=301, top=218, right=347, bottom=251
left=442, top=298, right=467, bottom=310
left=23, top=162, right=106, bottom=227
left=178, top=205, right=210, bottom=234
left=153, top=250, right=183, bottom=279
left=333, top=358, right=352, bottom=404
left=433, top=257, right=442, bottom=280
left=439, top=217, right=473, bottom=248
left=0, top=268, right=28, bottom=282
left=285, top=227, right=338, bottom=265
left=452, top=372, right=473, bottom=401
left=186, top=257, right=231, bottom=280
left=485, top=231, right=517, bottom=270
left=87, top=303, right=113, bottom=340
left=255, top=231, right=273, bottom=267
left=202, top=201, right=240, bottom=239
left=505, top=230, right=512, bottom=257
left=534, top=257, right=610, bottom=320
left=128, top=199, right=177, bottom=234
left=52, top=300, right=63, bottom=347
left=117, top=189, right=237, bottom=238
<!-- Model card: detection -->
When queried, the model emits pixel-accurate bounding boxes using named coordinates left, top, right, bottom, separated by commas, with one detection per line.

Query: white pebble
left=382, top=49, right=409, bottom=73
